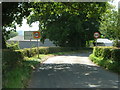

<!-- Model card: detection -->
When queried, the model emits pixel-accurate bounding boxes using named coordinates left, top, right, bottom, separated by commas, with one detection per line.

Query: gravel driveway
left=28, top=53, right=120, bottom=88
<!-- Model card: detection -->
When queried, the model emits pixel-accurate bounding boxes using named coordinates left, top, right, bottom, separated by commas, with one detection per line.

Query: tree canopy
left=2, top=2, right=113, bottom=48
left=2, top=2, right=30, bottom=48
left=99, top=7, right=120, bottom=40
left=27, top=2, right=109, bottom=47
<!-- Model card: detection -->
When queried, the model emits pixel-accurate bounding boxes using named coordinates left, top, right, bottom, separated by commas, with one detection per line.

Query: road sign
left=94, top=32, right=100, bottom=38
left=33, top=31, right=40, bottom=39
left=24, top=31, right=40, bottom=40
left=24, top=31, right=33, bottom=40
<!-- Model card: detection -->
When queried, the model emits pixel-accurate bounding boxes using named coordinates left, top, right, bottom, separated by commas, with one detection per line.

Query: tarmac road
left=28, top=53, right=120, bottom=88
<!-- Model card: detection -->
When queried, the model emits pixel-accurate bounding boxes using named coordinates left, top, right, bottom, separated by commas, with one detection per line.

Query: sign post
left=94, top=32, right=100, bottom=46
left=33, top=31, right=41, bottom=58
left=24, top=31, right=41, bottom=58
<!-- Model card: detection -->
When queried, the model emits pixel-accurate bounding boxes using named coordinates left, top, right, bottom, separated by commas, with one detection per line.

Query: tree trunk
left=2, top=33, right=7, bottom=49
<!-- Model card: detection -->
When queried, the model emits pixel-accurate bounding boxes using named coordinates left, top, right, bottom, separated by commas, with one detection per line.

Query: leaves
left=2, top=2, right=110, bottom=48
left=99, top=9, right=119, bottom=39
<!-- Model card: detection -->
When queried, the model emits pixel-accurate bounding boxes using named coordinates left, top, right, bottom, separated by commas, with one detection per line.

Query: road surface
left=28, top=53, right=120, bottom=88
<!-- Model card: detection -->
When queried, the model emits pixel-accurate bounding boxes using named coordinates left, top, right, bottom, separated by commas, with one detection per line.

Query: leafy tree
left=27, top=2, right=109, bottom=47
left=2, top=2, right=30, bottom=49
left=6, top=31, right=18, bottom=40
left=2, top=2, right=110, bottom=48
left=99, top=5, right=120, bottom=40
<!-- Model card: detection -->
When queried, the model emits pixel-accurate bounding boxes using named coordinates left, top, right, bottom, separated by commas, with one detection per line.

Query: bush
left=102, top=48, right=112, bottom=59
left=93, top=46, right=120, bottom=61
left=90, top=46, right=120, bottom=74
left=2, top=49, right=40, bottom=88
left=16, top=47, right=76, bottom=57
left=113, top=40, right=120, bottom=47
left=111, top=49, right=120, bottom=61
left=90, top=54, right=120, bottom=74
left=7, top=41, right=20, bottom=50
left=2, top=49, right=24, bottom=76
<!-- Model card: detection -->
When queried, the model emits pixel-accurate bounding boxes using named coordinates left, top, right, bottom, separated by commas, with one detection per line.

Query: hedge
left=7, top=42, right=20, bottom=50
left=15, top=46, right=80, bottom=58
left=2, top=47, right=77, bottom=71
left=3, top=46, right=92, bottom=71
left=93, top=46, right=120, bottom=61
left=90, top=46, right=120, bottom=74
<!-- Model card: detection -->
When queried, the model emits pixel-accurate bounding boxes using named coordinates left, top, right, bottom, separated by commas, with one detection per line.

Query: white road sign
left=94, top=32, right=100, bottom=38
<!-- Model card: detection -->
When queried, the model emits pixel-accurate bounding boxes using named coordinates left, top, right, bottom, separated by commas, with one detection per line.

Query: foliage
left=2, top=49, right=40, bottom=88
left=113, top=40, right=120, bottom=47
left=27, top=2, right=109, bottom=47
left=93, top=46, right=120, bottom=61
left=2, top=2, right=31, bottom=49
left=2, top=2, right=112, bottom=48
left=16, top=46, right=77, bottom=58
left=6, top=31, right=18, bottom=40
left=6, top=41, right=20, bottom=50
left=99, top=8, right=120, bottom=39
left=90, top=46, right=120, bottom=73
left=89, top=54, right=120, bottom=74
left=3, top=59, right=39, bottom=88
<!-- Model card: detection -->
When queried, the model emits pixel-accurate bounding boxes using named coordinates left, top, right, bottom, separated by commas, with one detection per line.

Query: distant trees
left=6, top=31, right=18, bottom=40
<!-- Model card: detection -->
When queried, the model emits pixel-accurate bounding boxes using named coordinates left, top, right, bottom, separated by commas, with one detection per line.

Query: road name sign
left=94, top=32, right=100, bottom=38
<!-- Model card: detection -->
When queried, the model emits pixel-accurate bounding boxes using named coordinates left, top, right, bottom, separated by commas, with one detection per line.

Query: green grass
left=3, top=57, right=40, bottom=88
left=3, top=66, right=31, bottom=88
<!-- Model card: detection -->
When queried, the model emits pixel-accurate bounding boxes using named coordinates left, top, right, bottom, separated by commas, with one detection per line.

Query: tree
left=6, top=31, right=18, bottom=40
left=2, top=2, right=110, bottom=48
left=27, top=2, right=109, bottom=47
left=2, top=2, right=30, bottom=49
left=99, top=5, right=120, bottom=40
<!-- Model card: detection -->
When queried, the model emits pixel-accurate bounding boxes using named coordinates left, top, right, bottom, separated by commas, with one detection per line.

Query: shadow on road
left=28, top=64, right=119, bottom=88
left=58, top=52, right=92, bottom=57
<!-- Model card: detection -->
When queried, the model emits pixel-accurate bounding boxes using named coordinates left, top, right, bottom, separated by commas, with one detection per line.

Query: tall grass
left=3, top=59, right=40, bottom=88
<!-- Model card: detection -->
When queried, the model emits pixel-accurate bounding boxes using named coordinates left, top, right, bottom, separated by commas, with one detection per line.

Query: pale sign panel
left=24, top=31, right=40, bottom=40
left=24, top=31, right=33, bottom=40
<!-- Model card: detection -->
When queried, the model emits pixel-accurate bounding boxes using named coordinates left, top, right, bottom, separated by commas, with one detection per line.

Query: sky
left=16, top=0, right=120, bottom=35
left=109, top=0, right=120, bottom=10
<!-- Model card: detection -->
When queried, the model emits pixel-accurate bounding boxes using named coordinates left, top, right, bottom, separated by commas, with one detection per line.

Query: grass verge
left=3, top=58, right=40, bottom=88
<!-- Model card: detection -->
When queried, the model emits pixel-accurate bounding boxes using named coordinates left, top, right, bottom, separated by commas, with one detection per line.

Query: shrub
left=7, top=41, right=20, bottom=50
left=2, top=49, right=23, bottom=74
left=89, top=54, right=120, bottom=74
left=90, top=46, right=120, bottom=74
left=93, top=46, right=119, bottom=61
left=113, top=40, right=120, bottom=47
left=93, top=47, right=104, bottom=57
left=39, top=47, right=49, bottom=54
left=102, top=48, right=112, bottom=59
left=111, top=49, right=120, bottom=61
left=2, top=49, right=40, bottom=88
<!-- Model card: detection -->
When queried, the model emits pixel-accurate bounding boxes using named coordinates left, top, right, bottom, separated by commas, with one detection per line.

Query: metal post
left=96, top=39, right=97, bottom=46
left=30, top=38, right=32, bottom=55
left=37, top=39, right=39, bottom=58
